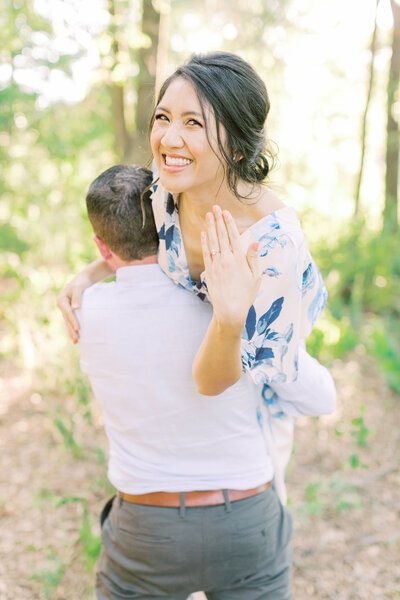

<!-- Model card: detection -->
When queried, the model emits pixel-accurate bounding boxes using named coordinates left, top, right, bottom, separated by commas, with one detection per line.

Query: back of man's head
left=86, top=165, right=157, bottom=262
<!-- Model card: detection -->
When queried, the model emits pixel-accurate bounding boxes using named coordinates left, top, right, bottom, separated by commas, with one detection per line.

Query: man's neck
left=113, top=254, right=158, bottom=271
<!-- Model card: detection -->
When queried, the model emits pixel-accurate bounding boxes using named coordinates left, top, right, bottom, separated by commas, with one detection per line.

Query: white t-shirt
left=77, top=264, right=271, bottom=493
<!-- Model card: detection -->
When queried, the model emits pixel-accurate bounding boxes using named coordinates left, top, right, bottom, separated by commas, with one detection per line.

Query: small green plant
left=53, top=415, right=84, bottom=458
left=30, top=549, right=64, bottom=599
left=349, top=453, right=368, bottom=469
left=93, top=447, right=107, bottom=464
left=80, top=504, right=102, bottom=573
left=304, top=482, right=324, bottom=515
left=350, top=416, right=370, bottom=448
left=55, top=496, right=101, bottom=573
left=56, top=495, right=85, bottom=508
left=75, top=367, right=93, bottom=424
left=335, top=493, right=363, bottom=514
left=328, top=475, right=363, bottom=514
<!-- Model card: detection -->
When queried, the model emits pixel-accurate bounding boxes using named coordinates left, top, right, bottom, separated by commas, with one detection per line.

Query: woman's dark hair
left=149, top=52, right=276, bottom=200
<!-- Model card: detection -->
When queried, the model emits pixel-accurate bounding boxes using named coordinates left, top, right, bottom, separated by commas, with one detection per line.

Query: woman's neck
left=178, top=182, right=277, bottom=235
left=179, top=181, right=262, bottom=220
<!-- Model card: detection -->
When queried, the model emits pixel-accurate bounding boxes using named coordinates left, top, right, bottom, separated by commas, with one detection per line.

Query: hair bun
left=252, top=153, right=270, bottom=182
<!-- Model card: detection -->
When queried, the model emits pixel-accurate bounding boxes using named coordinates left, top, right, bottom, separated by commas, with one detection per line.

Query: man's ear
left=93, top=236, right=112, bottom=260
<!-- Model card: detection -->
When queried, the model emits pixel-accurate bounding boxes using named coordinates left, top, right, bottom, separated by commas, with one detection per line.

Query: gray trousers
left=96, top=487, right=293, bottom=600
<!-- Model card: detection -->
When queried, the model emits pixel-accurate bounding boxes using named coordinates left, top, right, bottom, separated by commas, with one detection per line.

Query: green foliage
left=350, top=415, right=370, bottom=448
left=0, top=223, right=30, bottom=254
left=297, top=475, right=363, bottom=521
left=315, top=223, right=400, bottom=321
left=53, top=415, right=84, bottom=458
left=348, top=453, right=368, bottom=469
left=80, top=505, right=102, bottom=573
left=370, top=320, right=400, bottom=393
left=30, top=549, right=64, bottom=599
left=308, top=222, right=400, bottom=393
left=304, top=482, right=324, bottom=514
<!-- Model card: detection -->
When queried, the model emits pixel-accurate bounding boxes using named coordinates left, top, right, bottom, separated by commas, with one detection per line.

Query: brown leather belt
left=119, top=482, right=271, bottom=507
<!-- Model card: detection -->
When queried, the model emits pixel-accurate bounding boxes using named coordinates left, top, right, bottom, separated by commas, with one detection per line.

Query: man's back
left=77, top=264, right=270, bottom=494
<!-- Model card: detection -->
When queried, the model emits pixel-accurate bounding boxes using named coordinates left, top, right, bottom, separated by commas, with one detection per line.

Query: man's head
left=86, top=165, right=158, bottom=266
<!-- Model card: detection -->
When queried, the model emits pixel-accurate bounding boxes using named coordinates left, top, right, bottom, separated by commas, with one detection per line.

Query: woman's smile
left=162, top=152, right=194, bottom=172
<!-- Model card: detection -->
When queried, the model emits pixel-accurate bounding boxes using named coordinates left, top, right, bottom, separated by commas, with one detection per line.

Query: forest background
left=1, top=0, right=400, bottom=598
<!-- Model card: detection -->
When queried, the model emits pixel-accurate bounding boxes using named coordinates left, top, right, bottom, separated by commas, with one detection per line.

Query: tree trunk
left=383, top=0, right=400, bottom=233
left=128, top=0, right=162, bottom=165
left=354, top=0, right=380, bottom=217
left=108, top=0, right=130, bottom=162
left=108, top=0, right=163, bottom=165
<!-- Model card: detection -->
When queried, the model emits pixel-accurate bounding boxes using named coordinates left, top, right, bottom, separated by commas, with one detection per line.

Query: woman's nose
left=161, top=123, right=184, bottom=149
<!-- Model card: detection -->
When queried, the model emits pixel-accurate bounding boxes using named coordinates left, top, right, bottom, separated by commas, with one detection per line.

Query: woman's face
left=150, top=77, right=225, bottom=197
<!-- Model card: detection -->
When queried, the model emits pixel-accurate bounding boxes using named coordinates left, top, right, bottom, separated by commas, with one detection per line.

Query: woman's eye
left=187, top=119, right=202, bottom=127
left=155, top=113, right=168, bottom=122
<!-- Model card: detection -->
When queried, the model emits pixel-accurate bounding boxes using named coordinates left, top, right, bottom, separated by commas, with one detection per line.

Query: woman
left=58, top=52, right=329, bottom=598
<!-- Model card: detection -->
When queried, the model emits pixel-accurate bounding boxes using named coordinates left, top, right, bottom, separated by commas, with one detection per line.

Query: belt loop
left=179, top=492, right=186, bottom=518
left=223, top=489, right=232, bottom=513
left=118, top=492, right=123, bottom=508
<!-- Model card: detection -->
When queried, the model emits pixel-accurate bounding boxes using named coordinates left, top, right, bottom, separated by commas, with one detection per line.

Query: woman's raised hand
left=201, top=205, right=261, bottom=332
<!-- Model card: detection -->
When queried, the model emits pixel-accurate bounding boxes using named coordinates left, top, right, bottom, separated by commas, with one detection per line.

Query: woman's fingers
left=213, top=205, right=230, bottom=254
left=205, top=211, right=220, bottom=256
left=71, top=287, right=82, bottom=311
left=201, top=231, right=213, bottom=272
left=57, top=290, right=80, bottom=340
left=222, top=210, right=242, bottom=253
left=62, top=312, right=79, bottom=344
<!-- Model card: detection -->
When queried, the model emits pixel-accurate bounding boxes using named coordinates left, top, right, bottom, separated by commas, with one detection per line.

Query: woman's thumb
left=71, top=289, right=82, bottom=310
left=246, top=242, right=260, bottom=275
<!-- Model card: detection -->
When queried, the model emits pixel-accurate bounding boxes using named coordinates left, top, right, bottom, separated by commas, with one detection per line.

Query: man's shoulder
left=80, top=281, right=118, bottom=308
left=78, top=272, right=206, bottom=313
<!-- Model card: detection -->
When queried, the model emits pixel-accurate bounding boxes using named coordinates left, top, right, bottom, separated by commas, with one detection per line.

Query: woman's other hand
left=201, top=205, right=261, bottom=332
left=57, top=259, right=114, bottom=343
left=57, top=272, right=91, bottom=343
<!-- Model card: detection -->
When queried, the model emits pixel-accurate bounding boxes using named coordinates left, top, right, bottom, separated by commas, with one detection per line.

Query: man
left=76, top=164, right=336, bottom=600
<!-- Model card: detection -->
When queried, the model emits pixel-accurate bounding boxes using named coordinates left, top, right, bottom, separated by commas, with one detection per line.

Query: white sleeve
left=268, top=343, right=336, bottom=417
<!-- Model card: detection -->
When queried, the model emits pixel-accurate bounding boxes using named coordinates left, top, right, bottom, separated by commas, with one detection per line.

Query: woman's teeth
left=164, top=156, right=192, bottom=166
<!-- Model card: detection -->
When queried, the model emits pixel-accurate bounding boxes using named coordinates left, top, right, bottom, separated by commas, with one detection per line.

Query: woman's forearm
left=77, top=258, right=114, bottom=287
left=192, top=315, right=244, bottom=395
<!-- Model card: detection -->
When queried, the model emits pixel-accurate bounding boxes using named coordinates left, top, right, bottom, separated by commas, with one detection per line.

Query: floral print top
left=152, top=183, right=327, bottom=388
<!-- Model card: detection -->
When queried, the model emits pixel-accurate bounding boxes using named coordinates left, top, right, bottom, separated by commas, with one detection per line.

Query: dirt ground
left=0, top=349, right=399, bottom=600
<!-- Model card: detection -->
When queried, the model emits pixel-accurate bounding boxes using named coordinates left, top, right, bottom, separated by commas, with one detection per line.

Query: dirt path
left=0, top=351, right=399, bottom=599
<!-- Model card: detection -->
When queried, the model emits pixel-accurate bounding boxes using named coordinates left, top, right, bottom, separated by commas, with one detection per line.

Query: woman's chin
left=159, top=175, right=185, bottom=194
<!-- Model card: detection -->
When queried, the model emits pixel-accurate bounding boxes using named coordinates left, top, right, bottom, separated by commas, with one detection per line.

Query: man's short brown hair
left=86, top=165, right=157, bottom=261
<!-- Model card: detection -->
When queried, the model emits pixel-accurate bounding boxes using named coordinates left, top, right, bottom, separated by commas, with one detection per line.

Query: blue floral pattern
left=152, top=184, right=327, bottom=388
